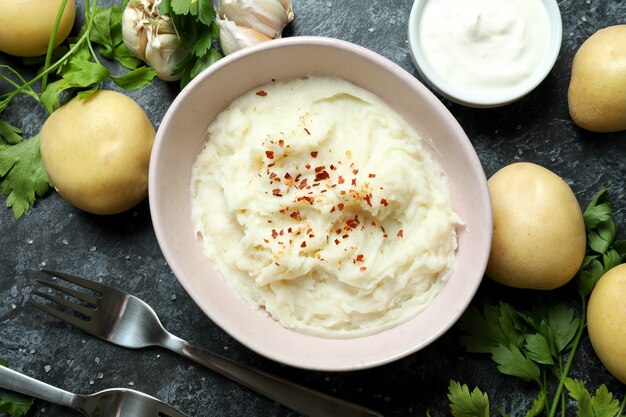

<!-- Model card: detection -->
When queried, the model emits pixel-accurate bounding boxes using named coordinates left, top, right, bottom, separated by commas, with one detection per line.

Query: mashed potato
left=191, top=76, right=460, bottom=338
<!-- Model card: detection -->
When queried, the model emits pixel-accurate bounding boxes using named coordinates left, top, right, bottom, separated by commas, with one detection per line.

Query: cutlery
left=30, top=269, right=384, bottom=417
left=0, top=365, right=187, bottom=417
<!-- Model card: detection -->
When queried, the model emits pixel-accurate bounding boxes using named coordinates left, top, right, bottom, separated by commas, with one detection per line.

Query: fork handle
left=163, top=337, right=383, bottom=417
left=0, top=366, right=78, bottom=409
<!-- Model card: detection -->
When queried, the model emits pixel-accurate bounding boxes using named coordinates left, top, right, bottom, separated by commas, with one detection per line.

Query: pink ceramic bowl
left=149, top=36, right=492, bottom=371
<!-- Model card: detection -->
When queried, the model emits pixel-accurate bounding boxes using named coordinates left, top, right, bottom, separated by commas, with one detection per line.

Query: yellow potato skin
left=0, top=0, right=76, bottom=57
left=568, top=25, right=626, bottom=133
left=40, top=90, right=155, bottom=215
left=486, top=162, right=586, bottom=290
left=588, top=264, right=626, bottom=383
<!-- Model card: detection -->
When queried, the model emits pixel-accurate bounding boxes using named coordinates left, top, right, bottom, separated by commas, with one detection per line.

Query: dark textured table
left=1, top=1, right=625, bottom=416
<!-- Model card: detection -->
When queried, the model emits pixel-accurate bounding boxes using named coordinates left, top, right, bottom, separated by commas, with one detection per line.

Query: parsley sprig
left=0, top=0, right=157, bottom=219
left=449, top=187, right=626, bottom=417
left=158, top=0, right=222, bottom=87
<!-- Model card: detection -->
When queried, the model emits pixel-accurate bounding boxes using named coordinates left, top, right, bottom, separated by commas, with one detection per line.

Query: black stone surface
left=1, top=1, right=625, bottom=416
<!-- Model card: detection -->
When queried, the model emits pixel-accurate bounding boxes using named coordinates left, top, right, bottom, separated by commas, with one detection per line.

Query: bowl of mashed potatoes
left=149, top=36, right=492, bottom=371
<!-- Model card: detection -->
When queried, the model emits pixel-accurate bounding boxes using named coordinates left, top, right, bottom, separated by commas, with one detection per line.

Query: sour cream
left=191, top=76, right=460, bottom=338
left=418, top=0, right=551, bottom=95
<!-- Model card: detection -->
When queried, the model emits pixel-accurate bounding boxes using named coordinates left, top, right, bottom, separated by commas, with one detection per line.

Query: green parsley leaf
left=0, top=121, right=22, bottom=145
left=458, top=303, right=523, bottom=354
left=547, top=302, right=579, bottom=354
left=523, top=333, right=554, bottom=365
left=0, top=391, right=34, bottom=417
left=89, top=4, right=141, bottom=69
left=523, top=391, right=545, bottom=417
left=0, top=135, right=50, bottom=219
left=583, top=187, right=612, bottom=230
left=112, top=67, right=157, bottom=89
left=564, top=378, right=620, bottom=417
left=40, top=45, right=111, bottom=113
left=448, top=380, right=490, bottom=417
left=491, top=345, right=541, bottom=383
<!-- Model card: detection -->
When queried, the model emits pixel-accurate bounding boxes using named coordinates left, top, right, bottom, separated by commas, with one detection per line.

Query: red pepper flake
left=330, top=206, right=336, bottom=213
left=269, top=172, right=277, bottom=179
left=274, top=262, right=280, bottom=266
left=305, top=163, right=311, bottom=170
left=360, top=266, right=367, bottom=272
left=383, top=234, right=388, bottom=238
left=315, top=170, right=330, bottom=182
left=310, top=151, right=318, bottom=158
left=278, top=139, right=285, bottom=147
left=330, top=164, right=336, bottom=171
left=263, top=238, right=269, bottom=243
left=368, top=173, right=376, bottom=178
left=352, top=169, right=359, bottom=175
left=297, top=196, right=314, bottom=204
left=301, top=241, right=307, bottom=248
left=298, top=178, right=308, bottom=189
left=287, top=227, right=292, bottom=233
left=334, top=239, right=340, bottom=245
left=340, top=190, right=346, bottom=195
left=351, top=178, right=357, bottom=186
left=284, top=172, right=292, bottom=180
left=304, top=128, right=311, bottom=135
left=279, top=229, right=284, bottom=236
left=290, top=211, right=301, bottom=221
left=268, top=162, right=275, bottom=168
left=381, top=226, right=386, bottom=233
left=271, top=229, right=278, bottom=239
left=355, top=254, right=364, bottom=262
left=364, top=194, right=372, bottom=207
left=397, top=229, right=404, bottom=238
left=337, top=203, right=344, bottom=211
left=265, top=150, right=274, bottom=159
left=346, top=217, right=359, bottom=230
left=321, top=189, right=328, bottom=193
left=380, top=198, right=389, bottom=207
left=342, top=234, right=349, bottom=239
left=338, top=176, right=345, bottom=184
left=309, top=233, right=315, bottom=238
left=272, top=188, right=282, bottom=197
left=256, top=90, right=268, bottom=96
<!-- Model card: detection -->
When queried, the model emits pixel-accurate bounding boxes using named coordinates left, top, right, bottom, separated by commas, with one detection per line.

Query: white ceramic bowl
left=149, top=36, right=492, bottom=371
left=407, top=0, right=563, bottom=108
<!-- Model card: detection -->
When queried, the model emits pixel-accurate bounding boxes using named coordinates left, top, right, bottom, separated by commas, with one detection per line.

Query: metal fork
left=1, top=365, right=187, bottom=417
left=30, top=269, right=383, bottom=417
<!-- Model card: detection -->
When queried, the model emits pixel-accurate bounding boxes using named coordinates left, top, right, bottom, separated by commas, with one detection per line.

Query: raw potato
left=587, top=264, right=626, bottom=383
left=568, top=25, right=626, bottom=133
left=0, top=0, right=76, bottom=57
left=486, top=162, right=586, bottom=290
left=40, top=90, right=155, bottom=215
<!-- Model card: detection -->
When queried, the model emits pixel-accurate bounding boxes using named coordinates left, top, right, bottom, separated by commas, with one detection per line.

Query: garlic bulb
left=217, top=0, right=294, bottom=55
left=122, top=0, right=187, bottom=81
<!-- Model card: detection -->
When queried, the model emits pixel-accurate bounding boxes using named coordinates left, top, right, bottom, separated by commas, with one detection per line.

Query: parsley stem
left=547, top=296, right=587, bottom=417
left=0, top=66, right=38, bottom=100
left=41, top=0, right=69, bottom=91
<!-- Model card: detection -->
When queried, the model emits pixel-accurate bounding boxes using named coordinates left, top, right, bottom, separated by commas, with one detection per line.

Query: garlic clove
left=144, top=32, right=186, bottom=81
left=217, top=17, right=272, bottom=56
left=218, top=0, right=294, bottom=39
left=122, top=2, right=148, bottom=61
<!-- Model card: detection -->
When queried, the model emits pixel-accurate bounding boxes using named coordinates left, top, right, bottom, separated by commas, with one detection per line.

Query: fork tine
left=36, top=279, right=99, bottom=306
left=31, top=290, right=95, bottom=318
left=28, top=299, right=95, bottom=332
left=41, top=269, right=107, bottom=293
